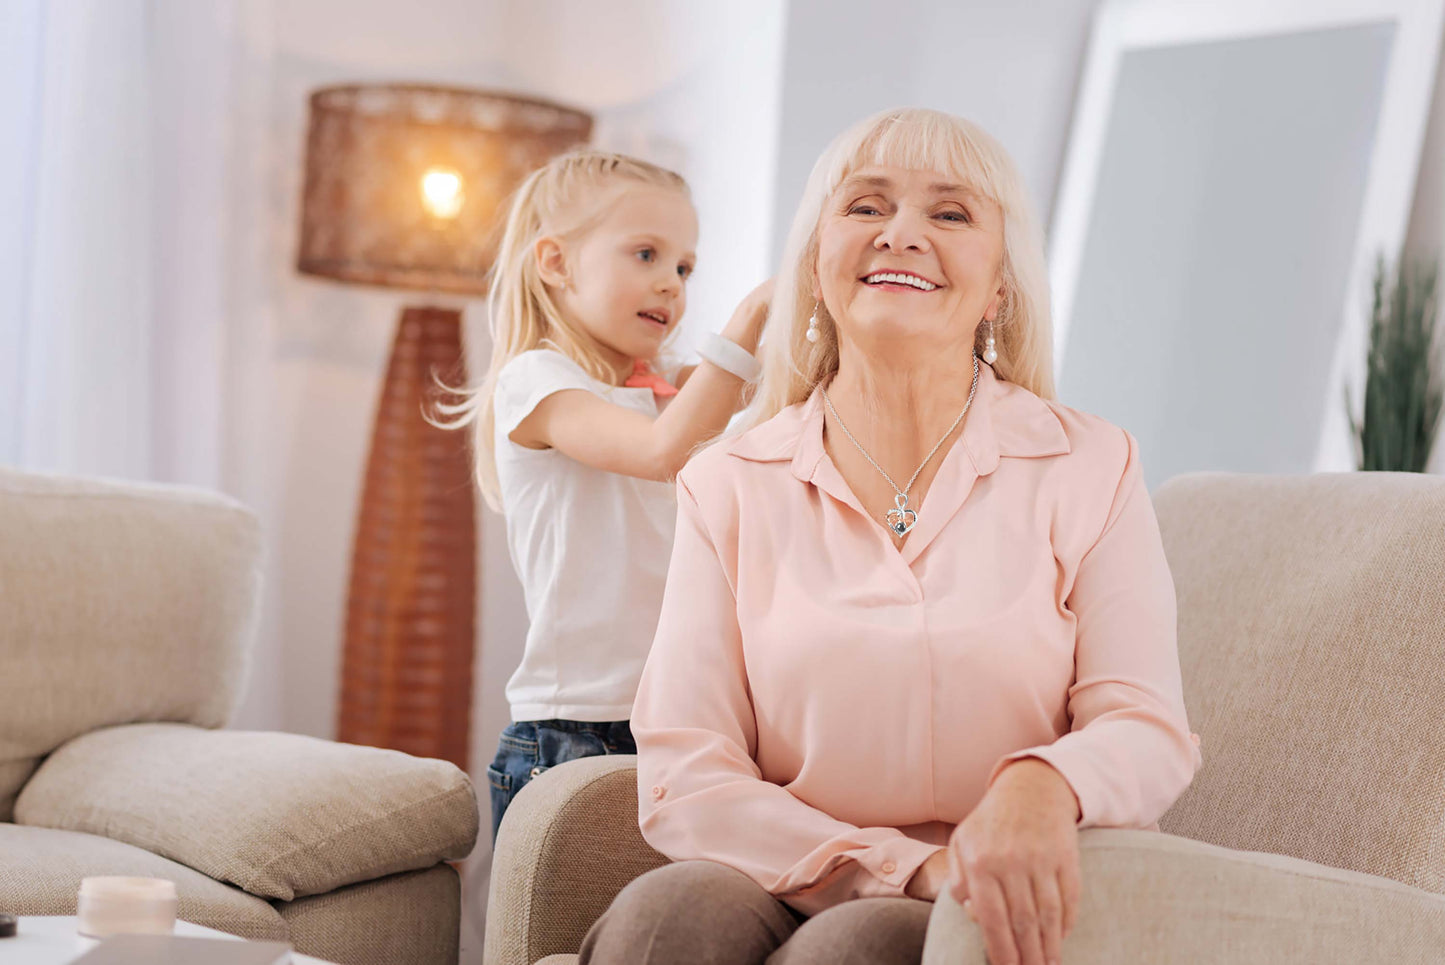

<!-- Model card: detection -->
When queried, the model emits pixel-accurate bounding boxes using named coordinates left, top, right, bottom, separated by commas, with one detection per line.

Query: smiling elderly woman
left=578, top=107, right=1203, bottom=965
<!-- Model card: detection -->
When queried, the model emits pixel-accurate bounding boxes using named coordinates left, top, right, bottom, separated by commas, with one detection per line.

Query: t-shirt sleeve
left=493, top=350, right=601, bottom=442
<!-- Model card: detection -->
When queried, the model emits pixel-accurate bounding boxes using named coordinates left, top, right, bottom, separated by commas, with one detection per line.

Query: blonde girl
left=443, top=150, right=771, bottom=840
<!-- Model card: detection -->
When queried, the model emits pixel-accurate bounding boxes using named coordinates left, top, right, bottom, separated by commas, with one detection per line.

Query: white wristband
left=698, top=332, right=761, bottom=382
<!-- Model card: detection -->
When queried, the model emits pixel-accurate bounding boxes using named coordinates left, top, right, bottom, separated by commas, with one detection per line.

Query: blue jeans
left=486, top=718, right=636, bottom=842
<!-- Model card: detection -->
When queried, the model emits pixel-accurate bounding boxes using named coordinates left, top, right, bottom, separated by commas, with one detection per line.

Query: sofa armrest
left=922, top=828, right=1445, bottom=964
left=13, top=722, right=479, bottom=901
left=484, top=755, right=667, bottom=965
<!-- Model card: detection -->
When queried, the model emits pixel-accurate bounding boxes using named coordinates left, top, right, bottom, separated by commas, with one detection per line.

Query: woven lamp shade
left=298, top=84, right=592, bottom=294
left=296, top=84, right=591, bottom=770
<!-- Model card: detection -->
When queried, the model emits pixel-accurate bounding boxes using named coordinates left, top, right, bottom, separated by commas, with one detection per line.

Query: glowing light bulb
left=420, top=167, right=464, bottom=219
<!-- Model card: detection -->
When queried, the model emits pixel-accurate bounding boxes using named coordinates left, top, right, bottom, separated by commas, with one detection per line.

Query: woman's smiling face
left=815, top=165, right=1006, bottom=352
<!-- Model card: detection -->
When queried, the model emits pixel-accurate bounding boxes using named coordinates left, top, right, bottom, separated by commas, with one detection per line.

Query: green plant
left=1347, top=254, right=1442, bottom=472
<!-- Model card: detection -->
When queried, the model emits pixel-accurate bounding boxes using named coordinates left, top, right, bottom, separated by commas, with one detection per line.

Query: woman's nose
left=874, top=210, right=930, bottom=253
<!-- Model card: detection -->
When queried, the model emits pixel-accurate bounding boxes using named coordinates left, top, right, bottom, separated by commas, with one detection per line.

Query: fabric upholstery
left=922, top=828, right=1445, bottom=964
left=0, top=823, right=287, bottom=941
left=484, top=755, right=667, bottom=965
left=15, top=722, right=480, bottom=900
left=276, top=864, right=460, bottom=965
left=1154, top=472, right=1445, bottom=894
left=0, top=468, right=260, bottom=820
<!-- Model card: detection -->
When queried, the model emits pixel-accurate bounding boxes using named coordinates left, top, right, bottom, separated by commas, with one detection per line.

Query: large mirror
left=1050, top=0, right=1444, bottom=487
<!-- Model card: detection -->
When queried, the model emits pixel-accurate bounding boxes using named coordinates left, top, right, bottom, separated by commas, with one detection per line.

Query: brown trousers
left=579, top=860, right=932, bottom=965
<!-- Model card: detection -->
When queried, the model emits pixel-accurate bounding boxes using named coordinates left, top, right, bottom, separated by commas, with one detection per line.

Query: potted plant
left=1347, top=255, right=1442, bottom=472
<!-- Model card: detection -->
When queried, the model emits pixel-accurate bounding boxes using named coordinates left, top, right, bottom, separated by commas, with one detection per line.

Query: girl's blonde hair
left=435, top=150, right=689, bottom=511
left=745, top=107, right=1055, bottom=429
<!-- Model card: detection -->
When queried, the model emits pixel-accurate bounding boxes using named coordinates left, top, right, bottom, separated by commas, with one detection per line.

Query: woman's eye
left=848, top=205, right=880, bottom=216
left=936, top=210, right=969, bottom=223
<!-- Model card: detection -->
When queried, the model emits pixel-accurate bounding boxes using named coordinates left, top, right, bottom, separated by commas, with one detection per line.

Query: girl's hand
left=721, top=277, right=775, bottom=351
left=946, top=759, right=1082, bottom=965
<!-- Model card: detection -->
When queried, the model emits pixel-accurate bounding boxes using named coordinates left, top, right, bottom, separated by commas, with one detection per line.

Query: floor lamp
left=295, top=84, right=592, bottom=769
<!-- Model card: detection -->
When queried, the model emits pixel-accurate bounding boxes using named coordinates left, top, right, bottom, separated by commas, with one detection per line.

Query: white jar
left=77, top=877, right=178, bottom=938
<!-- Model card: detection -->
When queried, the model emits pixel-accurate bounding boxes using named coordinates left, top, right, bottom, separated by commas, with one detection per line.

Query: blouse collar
left=725, top=360, right=1071, bottom=478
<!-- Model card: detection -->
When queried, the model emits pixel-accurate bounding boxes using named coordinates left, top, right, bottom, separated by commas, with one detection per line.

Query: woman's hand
left=904, top=849, right=950, bottom=901
left=946, top=758, right=1082, bottom=965
left=721, top=277, right=775, bottom=352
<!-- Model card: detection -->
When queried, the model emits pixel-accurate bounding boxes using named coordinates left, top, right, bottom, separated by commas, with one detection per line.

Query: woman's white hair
left=743, top=107, right=1056, bottom=429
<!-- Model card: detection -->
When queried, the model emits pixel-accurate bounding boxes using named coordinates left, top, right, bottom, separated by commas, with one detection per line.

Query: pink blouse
left=632, top=362, right=1202, bottom=915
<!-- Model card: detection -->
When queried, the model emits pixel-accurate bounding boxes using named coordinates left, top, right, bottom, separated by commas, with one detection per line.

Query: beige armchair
left=0, top=468, right=479, bottom=965
left=485, top=471, right=1445, bottom=964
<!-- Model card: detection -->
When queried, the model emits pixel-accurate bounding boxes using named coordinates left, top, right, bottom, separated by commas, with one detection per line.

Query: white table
left=0, top=916, right=336, bottom=964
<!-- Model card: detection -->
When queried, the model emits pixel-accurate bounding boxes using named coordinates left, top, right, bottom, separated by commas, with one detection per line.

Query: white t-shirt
left=493, top=348, right=678, bottom=722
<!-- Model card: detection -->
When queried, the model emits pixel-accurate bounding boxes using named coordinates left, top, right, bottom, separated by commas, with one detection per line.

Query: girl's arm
left=672, top=364, right=699, bottom=390
left=509, top=279, right=773, bottom=481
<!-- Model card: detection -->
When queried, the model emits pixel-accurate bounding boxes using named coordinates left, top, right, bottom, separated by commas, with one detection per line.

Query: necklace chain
left=821, top=353, right=981, bottom=534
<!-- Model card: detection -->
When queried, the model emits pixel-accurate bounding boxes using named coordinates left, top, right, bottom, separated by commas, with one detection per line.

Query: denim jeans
left=486, top=718, right=636, bottom=842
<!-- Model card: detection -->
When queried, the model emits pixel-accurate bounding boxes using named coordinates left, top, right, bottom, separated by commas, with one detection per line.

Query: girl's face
left=815, top=165, right=1005, bottom=355
left=540, top=185, right=698, bottom=376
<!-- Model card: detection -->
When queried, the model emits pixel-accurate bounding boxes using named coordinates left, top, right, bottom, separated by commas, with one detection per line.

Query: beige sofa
left=0, top=468, right=479, bottom=965
left=485, top=471, right=1445, bottom=964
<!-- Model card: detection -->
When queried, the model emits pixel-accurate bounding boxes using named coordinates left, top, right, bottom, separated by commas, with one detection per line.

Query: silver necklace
left=821, top=353, right=980, bottom=538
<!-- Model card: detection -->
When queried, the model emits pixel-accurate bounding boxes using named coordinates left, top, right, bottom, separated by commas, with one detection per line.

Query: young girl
left=445, top=151, right=771, bottom=840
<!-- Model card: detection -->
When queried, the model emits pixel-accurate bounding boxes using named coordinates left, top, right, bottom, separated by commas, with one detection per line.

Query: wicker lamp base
left=336, top=306, right=476, bottom=770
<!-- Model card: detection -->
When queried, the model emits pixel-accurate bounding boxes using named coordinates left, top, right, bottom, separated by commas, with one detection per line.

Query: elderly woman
left=579, top=107, right=1202, bottom=965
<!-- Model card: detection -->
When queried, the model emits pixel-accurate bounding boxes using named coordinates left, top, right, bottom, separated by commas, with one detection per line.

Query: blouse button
left=650, top=785, right=666, bottom=800
left=881, top=861, right=897, bottom=874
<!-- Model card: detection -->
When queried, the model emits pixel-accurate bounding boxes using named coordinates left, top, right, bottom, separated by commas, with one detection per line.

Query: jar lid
left=78, top=877, right=177, bottom=900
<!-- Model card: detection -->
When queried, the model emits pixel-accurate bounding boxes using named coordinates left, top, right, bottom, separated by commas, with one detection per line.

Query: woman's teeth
left=864, top=272, right=937, bottom=291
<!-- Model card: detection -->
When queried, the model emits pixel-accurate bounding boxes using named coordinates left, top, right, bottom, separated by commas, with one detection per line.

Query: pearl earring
left=806, top=304, right=821, bottom=344
left=982, top=321, right=998, bottom=364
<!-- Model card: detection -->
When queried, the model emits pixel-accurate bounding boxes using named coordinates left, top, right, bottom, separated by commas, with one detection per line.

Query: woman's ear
left=535, top=236, right=569, bottom=289
left=984, top=282, right=1006, bottom=322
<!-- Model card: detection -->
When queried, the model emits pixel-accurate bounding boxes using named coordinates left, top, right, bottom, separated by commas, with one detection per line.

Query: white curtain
left=0, top=0, right=235, bottom=486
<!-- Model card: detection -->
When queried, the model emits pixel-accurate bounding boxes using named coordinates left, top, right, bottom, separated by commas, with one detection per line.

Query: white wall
left=771, top=0, right=1104, bottom=257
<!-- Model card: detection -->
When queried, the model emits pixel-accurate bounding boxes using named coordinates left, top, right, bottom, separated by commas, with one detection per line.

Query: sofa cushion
left=0, top=823, right=287, bottom=940
left=1154, top=472, right=1445, bottom=894
left=0, top=469, right=260, bottom=820
left=277, top=865, right=459, bottom=965
left=15, top=722, right=479, bottom=901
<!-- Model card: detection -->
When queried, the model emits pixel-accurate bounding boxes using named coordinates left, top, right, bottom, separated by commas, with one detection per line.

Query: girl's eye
left=677, top=264, right=693, bottom=279
left=636, top=248, right=655, bottom=263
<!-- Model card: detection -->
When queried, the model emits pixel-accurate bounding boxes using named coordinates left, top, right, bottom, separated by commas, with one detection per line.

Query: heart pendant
left=885, top=492, right=918, bottom=537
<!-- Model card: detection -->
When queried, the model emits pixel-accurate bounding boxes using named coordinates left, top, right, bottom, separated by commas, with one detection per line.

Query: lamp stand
left=336, top=306, right=476, bottom=770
